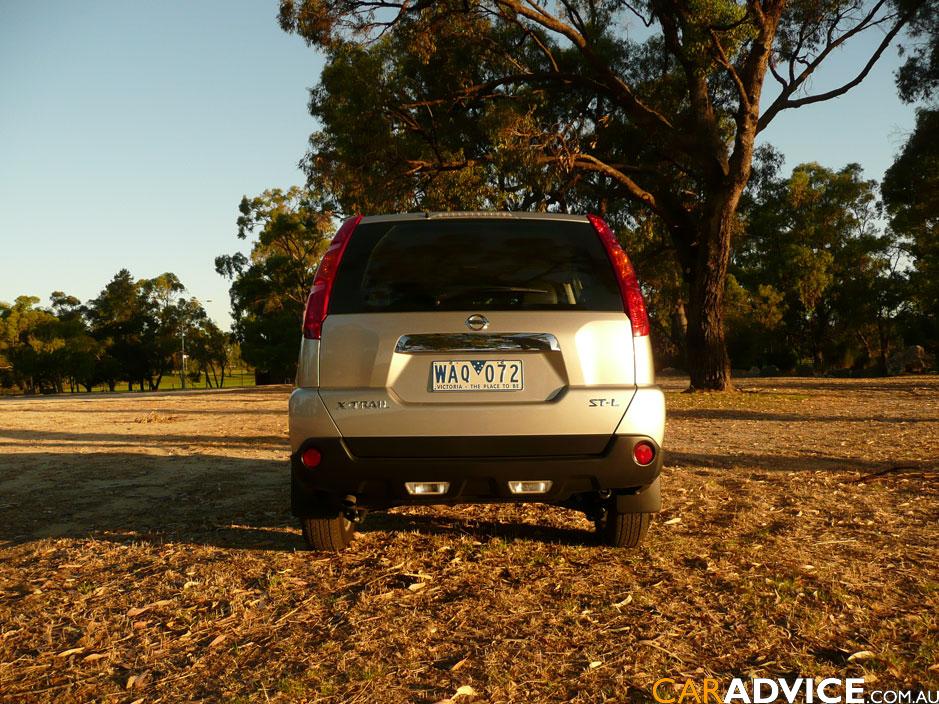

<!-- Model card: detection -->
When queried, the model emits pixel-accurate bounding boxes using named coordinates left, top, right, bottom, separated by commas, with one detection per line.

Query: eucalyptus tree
left=736, top=162, right=896, bottom=371
left=882, top=108, right=939, bottom=356
left=216, top=187, right=335, bottom=382
left=279, top=0, right=925, bottom=389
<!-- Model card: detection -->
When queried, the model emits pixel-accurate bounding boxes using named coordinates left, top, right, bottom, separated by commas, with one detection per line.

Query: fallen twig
left=850, top=465, right=924, bottom=483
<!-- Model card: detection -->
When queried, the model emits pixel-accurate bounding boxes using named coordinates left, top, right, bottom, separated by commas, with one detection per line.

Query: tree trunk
left=685, top=280, right=732, bottom=390
left=876, top=316, right=889, bottom=377
left=682, top=204, right=736, bottom=391
left=857, top=331, right=874, bottom=364
left=670, top=300, right=688, bottom=365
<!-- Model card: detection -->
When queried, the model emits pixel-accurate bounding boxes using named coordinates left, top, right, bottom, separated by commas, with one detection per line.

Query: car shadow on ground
left=667, top=407, right=939, bottom=423
left=4, top=446, right=934, bottom=552
left=0, top=427, right=287, bottom=448
left=0, top=452, right=305, bottom=552
left=666, top=449, right=939, bottom=473
left=361, top=510, right=599, bottom=547
left=0, top=451, right=601, bottom=552
left=734, top=377, right=939, bottom=394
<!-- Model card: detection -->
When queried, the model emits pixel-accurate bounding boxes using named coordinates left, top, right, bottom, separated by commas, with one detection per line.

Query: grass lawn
left=50, top=369, right=258, bottom=394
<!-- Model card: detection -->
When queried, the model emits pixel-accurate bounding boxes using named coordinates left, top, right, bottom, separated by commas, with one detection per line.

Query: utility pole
left=180, top=328, right=187, bottom=390
left=179, top=297, right=211, bottom=391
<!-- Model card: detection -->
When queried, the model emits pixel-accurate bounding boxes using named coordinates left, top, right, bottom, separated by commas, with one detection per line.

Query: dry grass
left=0, top=377, right=937, bottom=703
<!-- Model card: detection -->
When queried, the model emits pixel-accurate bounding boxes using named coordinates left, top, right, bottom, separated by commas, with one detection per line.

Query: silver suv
left=289, top=212, right=664, bottom=550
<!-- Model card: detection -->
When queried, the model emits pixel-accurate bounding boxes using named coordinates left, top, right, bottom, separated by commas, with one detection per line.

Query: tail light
left=302, top=215, right=363, bottom=339
left=587, top=214, right=650, bottom=337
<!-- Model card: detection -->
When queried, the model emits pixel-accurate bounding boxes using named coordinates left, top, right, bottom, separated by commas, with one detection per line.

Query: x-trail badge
left=465, top=314, right=489, bottom=331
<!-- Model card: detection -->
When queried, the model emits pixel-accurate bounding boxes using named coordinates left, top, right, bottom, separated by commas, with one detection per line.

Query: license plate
left=431, top=360, right=523, bottom=391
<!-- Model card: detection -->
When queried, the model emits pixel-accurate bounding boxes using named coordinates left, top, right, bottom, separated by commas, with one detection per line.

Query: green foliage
left=279, top=0, right=915, bottom=389
left=1, top=272, right=227, bottom=395
left=0, top=297, right=66, bottom=393
left=87, top=269, right=158, bottom=390
left=216, top=187, right=335, bottom=382
left=894, top=0, right=939, bottom=103
left=724, top=276, right=788, bottom=369
left=732, top=162, right=901, bottom=371
left=882, top=108, right=939, bottom=355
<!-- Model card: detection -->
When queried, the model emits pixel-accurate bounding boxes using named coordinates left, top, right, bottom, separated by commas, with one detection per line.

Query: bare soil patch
left=0, top=378, right=937, bottom=702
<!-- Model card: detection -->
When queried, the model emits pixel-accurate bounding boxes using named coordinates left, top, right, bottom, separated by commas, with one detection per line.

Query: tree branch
left=709, top=28, right=751, bottom=110
left=768, top=56, right=788, bottom=91
left=525, top=25, right=560, bottom=72
left=622, top=1, right=655, bottom=28
left=758, top=0, right=908, bottom=132
left=495, top=0, right=693, bottom=155
left=403, top=158, right=486, bottom=175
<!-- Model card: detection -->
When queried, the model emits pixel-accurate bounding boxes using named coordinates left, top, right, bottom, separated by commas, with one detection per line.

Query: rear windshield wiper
left=436, top=286, right=549, bottom=301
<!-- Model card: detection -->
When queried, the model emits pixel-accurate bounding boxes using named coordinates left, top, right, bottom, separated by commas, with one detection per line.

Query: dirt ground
left=0, top=377, right=936, bottom=703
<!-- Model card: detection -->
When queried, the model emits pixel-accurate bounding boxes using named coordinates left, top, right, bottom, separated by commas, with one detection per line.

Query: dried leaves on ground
left=0, top=377, right=936, bottom=702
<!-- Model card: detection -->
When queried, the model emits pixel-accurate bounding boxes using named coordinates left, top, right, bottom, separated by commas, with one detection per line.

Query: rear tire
left=301, top=506, right=356, bottom=551
left=596, top=502, right=651, bottom=548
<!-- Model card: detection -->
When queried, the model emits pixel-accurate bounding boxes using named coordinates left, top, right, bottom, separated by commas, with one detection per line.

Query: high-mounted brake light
left=587, top=214, right=650, bottom=337
left=302, top=215, right=363, bottom=339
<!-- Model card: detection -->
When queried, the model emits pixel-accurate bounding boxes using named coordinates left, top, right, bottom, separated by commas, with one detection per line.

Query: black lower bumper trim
left=291, top=434, right=662, bottom=514
left=344, top=433, right=612, bottom=458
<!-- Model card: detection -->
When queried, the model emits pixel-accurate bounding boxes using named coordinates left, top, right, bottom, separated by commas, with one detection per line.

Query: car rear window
left=328, top=218, right=623, bottom=313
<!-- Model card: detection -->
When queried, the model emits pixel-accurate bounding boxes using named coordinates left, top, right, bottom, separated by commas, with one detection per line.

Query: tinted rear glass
left=329, top=219, right=623, bottom=313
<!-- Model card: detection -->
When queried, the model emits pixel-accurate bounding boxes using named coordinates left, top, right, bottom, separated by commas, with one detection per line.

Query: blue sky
left=0, top=2, right=918, bottom=330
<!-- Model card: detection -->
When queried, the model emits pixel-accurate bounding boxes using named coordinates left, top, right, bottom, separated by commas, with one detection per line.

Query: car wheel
left=596, top=501, right=651, bottom=548
left=301, top=505, right=356, bottom=551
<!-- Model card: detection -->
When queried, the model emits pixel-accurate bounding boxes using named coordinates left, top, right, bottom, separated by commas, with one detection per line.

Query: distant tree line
left=632, top=153, right=937, bottom=375
left=217, top=150, right=936, bottom=382
left=0, top=271, right=230, bottom=394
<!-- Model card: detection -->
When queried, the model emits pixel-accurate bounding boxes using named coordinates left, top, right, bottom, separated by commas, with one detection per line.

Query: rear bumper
left=291, top=434, right=662, bottom=514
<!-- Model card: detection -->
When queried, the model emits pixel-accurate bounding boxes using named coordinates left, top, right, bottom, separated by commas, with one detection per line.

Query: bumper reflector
left=633, top=441, right=655, bottom=466
left=508, top=480, right=553, bottom=495
left=300, top=447, right=322, bottom=468
left=405, top=481, right=450, bottom=496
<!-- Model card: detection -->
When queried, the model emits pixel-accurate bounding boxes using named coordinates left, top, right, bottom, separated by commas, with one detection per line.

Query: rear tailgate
left=318, top=311, right=635, bottom=449
left=316, top=216, right=637, bottom=452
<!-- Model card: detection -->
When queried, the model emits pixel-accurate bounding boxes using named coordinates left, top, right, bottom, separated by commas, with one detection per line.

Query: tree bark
left=670, top=300, right=688, bottom=364
left=675, top=176, right=750, bottom=391
left=876, top=315, right=889, bottom=377
left=683, top=220, right=733, bottom=390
